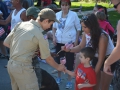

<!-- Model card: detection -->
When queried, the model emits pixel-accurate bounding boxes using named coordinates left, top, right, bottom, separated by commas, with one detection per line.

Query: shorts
left=92, top=56, right=117, bottom=73
left=55, top=43, right=74, bottom=71
left=0, top=32, right=6, bottom=41
left=113, top=61, right=120, bottom=90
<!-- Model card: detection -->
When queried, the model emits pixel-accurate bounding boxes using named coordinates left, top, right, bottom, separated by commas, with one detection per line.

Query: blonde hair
left=95, top=11, right=106, bottom=21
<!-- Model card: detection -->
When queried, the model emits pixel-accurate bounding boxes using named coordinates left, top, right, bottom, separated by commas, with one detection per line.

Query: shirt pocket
left=10, top=62, right=23, bottom=74
left=23, top=65, right=34, bottom=73
left=9, top=62, right=23, bottom=79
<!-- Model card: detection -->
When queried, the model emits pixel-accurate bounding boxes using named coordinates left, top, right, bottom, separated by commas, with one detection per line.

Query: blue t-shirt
left=0, top=1, right=8, bottom=19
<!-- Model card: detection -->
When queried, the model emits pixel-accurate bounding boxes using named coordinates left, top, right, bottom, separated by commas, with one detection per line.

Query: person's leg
left=10, top=63, right=39, bottom=90
left=100, top=71, right=113, bottom=90
left=92, top=57, right=101, bottom=90
left=93, top=70, right=101, bottom=90
left=0, top=41, right=7, bottom=56
left=55, top=43, right=65, bottom=84
left=113, top=62, right=120, bottom=90
left=74, top=53, right=80, bottom=70
left=65, top=52, right=74, bottom=89
left=47, top=30, right=53, bottom=41
left=7, top=61, right=19, bottom=90
left=32, top=56, right=42, bottom=88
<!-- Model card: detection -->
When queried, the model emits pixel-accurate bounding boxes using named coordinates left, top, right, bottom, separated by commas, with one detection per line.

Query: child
left=65, top=47, right=96, bottom=90
left=95, top=10, right=114, bottom=39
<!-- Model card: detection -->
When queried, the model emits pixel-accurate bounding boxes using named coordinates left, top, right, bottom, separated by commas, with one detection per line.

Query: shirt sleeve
left=4, top=30, right=14, bottom=46
left=4, top=22, right=21, bottom=46
left=87, top=69, right=96, bottom=84
left=74, top=12, right=81, bottom=31
left=38, top=33, right=51, bottom=59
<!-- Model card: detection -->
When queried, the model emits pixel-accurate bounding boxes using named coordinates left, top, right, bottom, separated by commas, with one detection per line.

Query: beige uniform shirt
left=4, top=20, right=51, bottom=63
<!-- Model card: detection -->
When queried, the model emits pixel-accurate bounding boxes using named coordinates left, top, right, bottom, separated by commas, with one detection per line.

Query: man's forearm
left=46, top=56, right=59, bottom=70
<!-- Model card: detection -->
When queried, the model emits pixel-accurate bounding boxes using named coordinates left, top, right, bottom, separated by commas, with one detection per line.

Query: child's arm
left=65, top=69, right=75, bottom=77
left=77, top=83, right=96, bottom=89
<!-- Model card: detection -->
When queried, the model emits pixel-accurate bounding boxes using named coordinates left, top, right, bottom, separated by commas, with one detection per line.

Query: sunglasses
left=114, top=2, right=120, bottom=9
left=81, top=16, right=88, bottom=21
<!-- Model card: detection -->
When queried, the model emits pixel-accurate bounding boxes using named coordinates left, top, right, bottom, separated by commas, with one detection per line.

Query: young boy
left=65, top=47, right=96, bottom=90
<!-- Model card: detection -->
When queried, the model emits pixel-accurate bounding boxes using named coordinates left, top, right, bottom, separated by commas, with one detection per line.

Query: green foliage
left=77, top=0, right=110, bottom=3
left=55, top=2, right=112, bottom=10
left=108, top=11, right=120, bottom=29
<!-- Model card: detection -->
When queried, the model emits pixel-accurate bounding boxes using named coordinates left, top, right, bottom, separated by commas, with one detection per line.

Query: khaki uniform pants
left=7, top=60, right=39, bottom=90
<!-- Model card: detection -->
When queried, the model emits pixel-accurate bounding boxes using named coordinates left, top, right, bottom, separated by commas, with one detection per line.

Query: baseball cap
left=38, top=8, right=59, bottom=23
left=26, top=6, right=40, bottom=18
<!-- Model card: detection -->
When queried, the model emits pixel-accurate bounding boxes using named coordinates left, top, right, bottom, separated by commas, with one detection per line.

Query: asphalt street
left=0, top=57, right=113, bottom=90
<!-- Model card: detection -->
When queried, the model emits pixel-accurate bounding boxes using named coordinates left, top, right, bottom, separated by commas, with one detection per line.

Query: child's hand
left=77, top=84, right=84, bottom=89
left=64, top=67, right=67, bottom=73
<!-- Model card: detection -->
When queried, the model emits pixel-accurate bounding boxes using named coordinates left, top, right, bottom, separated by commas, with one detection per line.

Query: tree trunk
left=95, top=0, right=98, bottom=5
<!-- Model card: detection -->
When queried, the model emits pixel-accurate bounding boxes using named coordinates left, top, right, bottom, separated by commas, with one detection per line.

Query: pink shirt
left=98, top=20, right=114, bottom=34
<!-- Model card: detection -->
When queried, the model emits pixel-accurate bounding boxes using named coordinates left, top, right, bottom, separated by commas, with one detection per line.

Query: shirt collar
left=29, top=19, right=47, bottom=35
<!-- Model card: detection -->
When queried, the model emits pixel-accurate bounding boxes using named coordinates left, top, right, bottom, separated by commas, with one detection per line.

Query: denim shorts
left=92, top=56, right=117, bottom=73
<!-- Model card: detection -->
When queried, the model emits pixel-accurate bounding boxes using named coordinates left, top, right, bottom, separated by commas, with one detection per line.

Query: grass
left=108, top=11, right=120, bottom=29
left=55, top=2, right=113, bottom=11
left=34, top=1, right=113, bottom=11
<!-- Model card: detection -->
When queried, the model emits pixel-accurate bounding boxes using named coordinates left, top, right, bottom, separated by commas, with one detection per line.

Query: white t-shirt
left=11, top=8, right=26, bottom=30
left=85, top=31, right=114, bottom=57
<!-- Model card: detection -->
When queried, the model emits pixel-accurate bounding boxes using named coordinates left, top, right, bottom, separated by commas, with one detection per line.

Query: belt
left=9, top=60, right=32, bottom=66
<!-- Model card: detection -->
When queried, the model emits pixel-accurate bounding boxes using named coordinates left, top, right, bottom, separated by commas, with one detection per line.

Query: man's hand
left=57, top=64, right=65, bottom=72
left=104, top=62, right=113, bottom=75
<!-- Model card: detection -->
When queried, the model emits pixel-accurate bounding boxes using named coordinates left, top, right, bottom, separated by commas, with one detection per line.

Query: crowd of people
left=0, top=0, right=120, bottom=90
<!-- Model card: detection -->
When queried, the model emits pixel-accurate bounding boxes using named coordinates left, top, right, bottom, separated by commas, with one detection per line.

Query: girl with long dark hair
left=62, top=13, right=116, bottom=90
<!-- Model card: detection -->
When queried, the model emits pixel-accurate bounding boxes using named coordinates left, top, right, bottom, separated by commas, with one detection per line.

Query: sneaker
left=66, top=81, right=72, bottom=89
left=56, top=78, right=61, bottom=85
